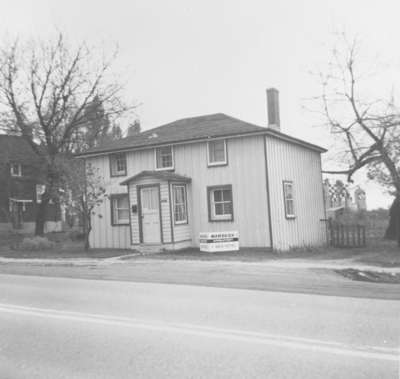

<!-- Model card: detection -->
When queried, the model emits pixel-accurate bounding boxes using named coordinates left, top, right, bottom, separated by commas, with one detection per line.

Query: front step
left=133, top=244, right=165, bottom=255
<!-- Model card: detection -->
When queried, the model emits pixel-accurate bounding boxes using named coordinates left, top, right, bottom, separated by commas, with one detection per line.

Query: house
left=0, top=135, right=61, bottom=233
left=77, top=89, right=327, bottom=251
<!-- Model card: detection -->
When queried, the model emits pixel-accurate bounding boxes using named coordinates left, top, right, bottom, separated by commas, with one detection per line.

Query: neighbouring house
left=0, top=135, right=61, bottom=233
left=77, top=89, right=327, bottom=251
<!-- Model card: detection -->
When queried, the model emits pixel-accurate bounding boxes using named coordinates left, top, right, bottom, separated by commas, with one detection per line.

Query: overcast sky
left=2, top=0, right=400, bottom=209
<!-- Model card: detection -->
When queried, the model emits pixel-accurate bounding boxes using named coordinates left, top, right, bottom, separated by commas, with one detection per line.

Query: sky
left=2, top=0, right=400, bottom=209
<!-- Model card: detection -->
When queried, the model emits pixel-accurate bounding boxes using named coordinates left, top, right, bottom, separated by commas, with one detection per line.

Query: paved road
left=0, top=274, right=399, bottom=378
left=1, top=258, right=400, bottom=300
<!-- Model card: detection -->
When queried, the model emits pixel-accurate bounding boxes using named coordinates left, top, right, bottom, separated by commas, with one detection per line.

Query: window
left=207, top=185, right=233, bottom=221
left=36, top=184, right=46, bottom=204
left=111, top=194, right=130, bottom=225
left=283, top=181, right=295, bottom=218
left=110, top=153, right=127, bottom=177
left=172, top=184, right=187, bottom=224
left=10, top=163, right=22, bottom=177
left=155, top=146, right=174, bottom=170
left=207, top=140, right=227, bottom=166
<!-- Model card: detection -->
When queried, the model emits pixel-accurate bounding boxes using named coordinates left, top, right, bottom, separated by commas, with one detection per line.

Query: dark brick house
left=0, top=135, right=61, bottom=233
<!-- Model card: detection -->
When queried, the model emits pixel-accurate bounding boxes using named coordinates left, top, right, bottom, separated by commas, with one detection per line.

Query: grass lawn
left=141, top=240, right=400, bottom=267
left=0, top=231, right=399, bottom=267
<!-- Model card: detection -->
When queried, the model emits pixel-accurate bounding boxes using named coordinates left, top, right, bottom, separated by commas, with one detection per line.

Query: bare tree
left=316, top=34, right=400, bottom=244
left=61, top=158, right=106, bottom=250
left=0, top=33, right=133, bottom=235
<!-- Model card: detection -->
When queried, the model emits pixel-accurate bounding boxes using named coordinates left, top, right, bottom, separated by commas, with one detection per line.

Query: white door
left=140, top=186, right=161, bottom=244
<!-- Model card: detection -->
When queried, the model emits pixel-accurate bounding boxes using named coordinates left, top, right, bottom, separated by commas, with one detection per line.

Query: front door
left=140, top=186, right=161, bottom=244
left=11, top=202, right=23, bottom=229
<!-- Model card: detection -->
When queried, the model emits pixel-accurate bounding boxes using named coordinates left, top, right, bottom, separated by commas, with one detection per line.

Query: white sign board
left=199, top=231, right=239, bottom=252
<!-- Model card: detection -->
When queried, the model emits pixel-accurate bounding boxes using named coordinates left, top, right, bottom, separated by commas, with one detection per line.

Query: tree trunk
left=84, top=234, right=90, bottom=251
left=83, top=211, right=91, bottom=251
left=35, top=195, right=50, bottom=236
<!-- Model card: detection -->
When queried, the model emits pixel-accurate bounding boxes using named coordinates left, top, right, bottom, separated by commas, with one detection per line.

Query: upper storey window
left=10, top=163, right=22, bottom=177
left=155, top=146, right=174, bottom=170
left=110, top=153, right=127, bottom=177
left=207, top=140, right=227, bottom=166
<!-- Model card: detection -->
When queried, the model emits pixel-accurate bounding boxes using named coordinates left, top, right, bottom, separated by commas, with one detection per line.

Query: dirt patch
left=335, top=268, right=400, bottom=284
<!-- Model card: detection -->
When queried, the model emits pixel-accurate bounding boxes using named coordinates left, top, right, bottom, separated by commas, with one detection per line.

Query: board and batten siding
left=88, top=149, right=163, bottom=248
left=173, top=135, right=271, bottom=248
left=265, top=136, right=326, bottom=250
left=88, top=135, right=271, bottom=249
left=87, top=156, right=131, bottom=249
left=88, top=132, right=325, bottom=250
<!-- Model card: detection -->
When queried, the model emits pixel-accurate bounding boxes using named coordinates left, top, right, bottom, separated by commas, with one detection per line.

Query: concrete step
left=134, top=244, right=165, bottom=254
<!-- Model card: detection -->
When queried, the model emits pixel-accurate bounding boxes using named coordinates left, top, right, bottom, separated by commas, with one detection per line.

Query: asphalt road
left=1, top=258, right=400, bottom=300
left=0, top=274, right=399, bottom=378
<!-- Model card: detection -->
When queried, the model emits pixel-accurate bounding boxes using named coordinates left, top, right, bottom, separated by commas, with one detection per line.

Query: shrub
left=19, top=236, right=55, bottom=251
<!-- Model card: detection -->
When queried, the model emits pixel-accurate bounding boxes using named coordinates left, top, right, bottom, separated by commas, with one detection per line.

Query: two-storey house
left=78, top=89, right=327, bottom=251
left=0, top=135, right=61, bottom=233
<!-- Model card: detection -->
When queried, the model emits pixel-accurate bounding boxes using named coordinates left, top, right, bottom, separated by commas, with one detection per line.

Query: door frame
left=137, top=183, right=163, bottom=244
left=11, top=201, right=24, bottom=229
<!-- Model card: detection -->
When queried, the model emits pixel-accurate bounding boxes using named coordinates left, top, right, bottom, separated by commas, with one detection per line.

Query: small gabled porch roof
left=120, top=170, right=192, bottom=186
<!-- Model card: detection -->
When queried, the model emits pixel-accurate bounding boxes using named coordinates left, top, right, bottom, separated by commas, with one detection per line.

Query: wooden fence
left=328, top=222, right=366, bottom=248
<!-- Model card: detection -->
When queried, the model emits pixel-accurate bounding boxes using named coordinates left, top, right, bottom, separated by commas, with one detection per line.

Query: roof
left=0, top=135, right=40, bottom=162
left=120, top=170, right=192, bottom=185
left=76, top=113, right=326, bottom=157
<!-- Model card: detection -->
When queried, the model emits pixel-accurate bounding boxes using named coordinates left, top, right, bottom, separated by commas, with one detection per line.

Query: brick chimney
left=266, top=88, right=280, bottom=131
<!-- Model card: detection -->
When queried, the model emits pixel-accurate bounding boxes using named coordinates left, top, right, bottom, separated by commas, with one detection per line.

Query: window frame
left=110, top=194, right=130, bottom=226
left=282, top=180, right=295, bottom=219
left=109, top=153, right=127, bottom=177
left=155, top=145, right=174, bottom=171
left=207, top=139, right=228, bottom=167
left=207, top=185, right=234, bottom=222
left=10, top=163, right=22, bottom=177
left=172, top=184, right=188, bottom=225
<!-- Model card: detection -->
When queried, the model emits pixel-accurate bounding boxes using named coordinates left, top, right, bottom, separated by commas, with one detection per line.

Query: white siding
left=173, top=135, right=271, bottom=247
left=265, top=136, right=326, bottom=250
left=128, top=182, right=139, bottom=244
left=160, top=182, right=172, bottom=243
left=88, top=156, right=130, bottom=249
left=88, top=135, right=270, bottom=249
left=87, top=133, right=324, bottom=250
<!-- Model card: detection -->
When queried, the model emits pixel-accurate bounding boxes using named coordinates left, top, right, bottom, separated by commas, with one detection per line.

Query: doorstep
left=132, top=244, right=165, bottom=254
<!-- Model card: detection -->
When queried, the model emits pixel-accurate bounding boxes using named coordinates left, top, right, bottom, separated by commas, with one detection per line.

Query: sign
left=199, top=231, right=239, bottom=252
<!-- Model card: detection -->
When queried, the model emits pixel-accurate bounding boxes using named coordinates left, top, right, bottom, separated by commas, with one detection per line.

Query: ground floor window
left=283, top=180, right=295, bottom=218
left=110, top=194, right=130, bottom=225
left=207, top=185, right=233, bottom=221
left=172, top=184, right=188, bottom=224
